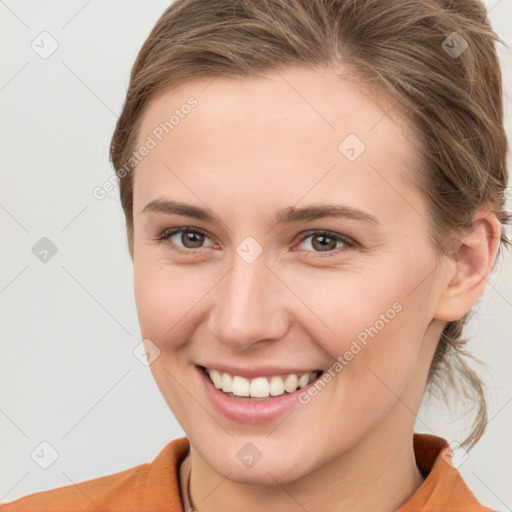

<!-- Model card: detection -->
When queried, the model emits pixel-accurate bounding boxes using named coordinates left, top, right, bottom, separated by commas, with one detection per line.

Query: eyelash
left=154, top=227, right=358, bottom=258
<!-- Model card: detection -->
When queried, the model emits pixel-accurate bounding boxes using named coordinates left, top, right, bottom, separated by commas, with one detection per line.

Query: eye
left=295, top=230, right=357, bottom=257
left=155, top=227, right=358, bottom=257
left=155, top=227, right=216, bottom=254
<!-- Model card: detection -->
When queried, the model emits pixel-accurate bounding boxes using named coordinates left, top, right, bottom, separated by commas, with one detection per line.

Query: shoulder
left=0, top=437, right=190, bottom=512
left=403, top=433, right=495, bottom=512
left=0, top=464, right=150, bottom=512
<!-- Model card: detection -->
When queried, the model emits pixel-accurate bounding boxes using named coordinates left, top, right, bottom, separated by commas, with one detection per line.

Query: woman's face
left=132, top=66, right=450, bottom=484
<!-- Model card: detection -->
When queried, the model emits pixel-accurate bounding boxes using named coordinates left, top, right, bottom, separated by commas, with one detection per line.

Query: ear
left=434, top=207, right=502, bottom=323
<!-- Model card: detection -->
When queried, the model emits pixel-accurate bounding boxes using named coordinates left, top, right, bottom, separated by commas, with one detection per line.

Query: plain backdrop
left=1, top=0, right=511, bottom=509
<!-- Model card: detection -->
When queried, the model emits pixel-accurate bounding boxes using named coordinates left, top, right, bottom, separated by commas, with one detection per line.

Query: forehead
left=133, top=66, right=422, bottom=223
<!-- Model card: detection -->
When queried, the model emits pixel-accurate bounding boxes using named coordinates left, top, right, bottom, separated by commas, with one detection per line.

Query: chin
left=202, top=443, right=314, bottom=486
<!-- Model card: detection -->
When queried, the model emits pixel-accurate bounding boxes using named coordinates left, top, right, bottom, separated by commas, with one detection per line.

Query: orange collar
left=143, top=433, right=492, bottom=512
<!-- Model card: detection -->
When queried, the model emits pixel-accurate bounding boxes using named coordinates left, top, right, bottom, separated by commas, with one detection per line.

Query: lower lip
left=196, top=365, right=322, bottom=424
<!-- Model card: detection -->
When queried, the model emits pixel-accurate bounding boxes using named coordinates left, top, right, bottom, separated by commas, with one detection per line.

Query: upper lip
left=197, top=364, right=323, bottom=379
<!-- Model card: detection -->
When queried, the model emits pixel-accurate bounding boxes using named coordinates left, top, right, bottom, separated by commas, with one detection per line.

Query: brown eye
left=310, top=234, right=339, bottom=252
left=297, top=230, right=356, bottom=257
left=156, top=227, right=215, bottom=254
left=179, top=230, right=205, bottom=249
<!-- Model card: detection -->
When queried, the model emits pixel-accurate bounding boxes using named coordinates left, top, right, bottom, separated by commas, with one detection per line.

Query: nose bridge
left=207, top=248, right=287, bottom=349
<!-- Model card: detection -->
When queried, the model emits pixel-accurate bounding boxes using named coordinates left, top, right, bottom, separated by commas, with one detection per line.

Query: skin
left=131, top=65, right=500, bottom=512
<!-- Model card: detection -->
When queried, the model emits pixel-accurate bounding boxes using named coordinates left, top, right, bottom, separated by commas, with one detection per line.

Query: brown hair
left=109, top=0, right=511, bottom=449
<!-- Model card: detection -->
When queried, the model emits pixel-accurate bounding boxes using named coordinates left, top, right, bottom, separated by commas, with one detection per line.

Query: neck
left=184, top=422, right=425, bottom=512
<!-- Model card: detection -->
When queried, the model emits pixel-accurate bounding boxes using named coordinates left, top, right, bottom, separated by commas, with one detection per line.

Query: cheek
left=134, top=262, right=196, bottom=344
left=288, top=267, right=414, bottom=345
left=133, top=262, right=202, bottom=426
left=289, top=263, right=429, bottom=390
left=133, top=258, right=224, bottom=356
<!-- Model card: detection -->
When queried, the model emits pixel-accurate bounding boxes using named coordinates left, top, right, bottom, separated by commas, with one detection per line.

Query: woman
left=2, top=0, right=509, bottom=510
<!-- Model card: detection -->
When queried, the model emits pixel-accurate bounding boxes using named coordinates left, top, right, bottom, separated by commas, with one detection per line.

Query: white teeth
left=250, top=377, right=270, bottom=398
left=298, top=373, right=310, bottom=388
left=232, top=376, right=250, bottom=397
left=205, top=368, right=320, bottom=398
left=221, top=372, right=233, bottom=392
left=269, top=376, right=284, bottom=396
left=284, top=374, right=298, bottom=393
left=209, top=369, right=222, bottom=389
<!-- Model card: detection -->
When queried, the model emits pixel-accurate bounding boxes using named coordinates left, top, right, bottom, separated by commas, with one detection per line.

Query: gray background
left=1, top=0, right=511, bottom=509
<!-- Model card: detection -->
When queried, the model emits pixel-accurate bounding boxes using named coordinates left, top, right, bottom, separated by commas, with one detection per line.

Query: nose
left=207, top=248, right=290, bottom=351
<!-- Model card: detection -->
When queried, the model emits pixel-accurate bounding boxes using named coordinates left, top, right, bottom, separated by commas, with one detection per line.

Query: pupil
left=313, top=235, right=335, bottom=251
left=184, top=231, right=203, bottom=248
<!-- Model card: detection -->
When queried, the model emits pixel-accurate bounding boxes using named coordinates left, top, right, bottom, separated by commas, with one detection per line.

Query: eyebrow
left=142, top=199, right=380, bottom=225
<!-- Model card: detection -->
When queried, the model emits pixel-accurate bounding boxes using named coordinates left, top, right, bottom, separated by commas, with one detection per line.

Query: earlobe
left=434, top=208, right=501, bottom=323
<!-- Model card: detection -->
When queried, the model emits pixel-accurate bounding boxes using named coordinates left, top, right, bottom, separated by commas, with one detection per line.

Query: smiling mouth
left=199, top=365, right=324, bottom=401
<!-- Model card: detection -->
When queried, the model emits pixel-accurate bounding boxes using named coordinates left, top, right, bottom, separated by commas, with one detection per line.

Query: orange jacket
left=0, top=434, right=493, bottom=511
